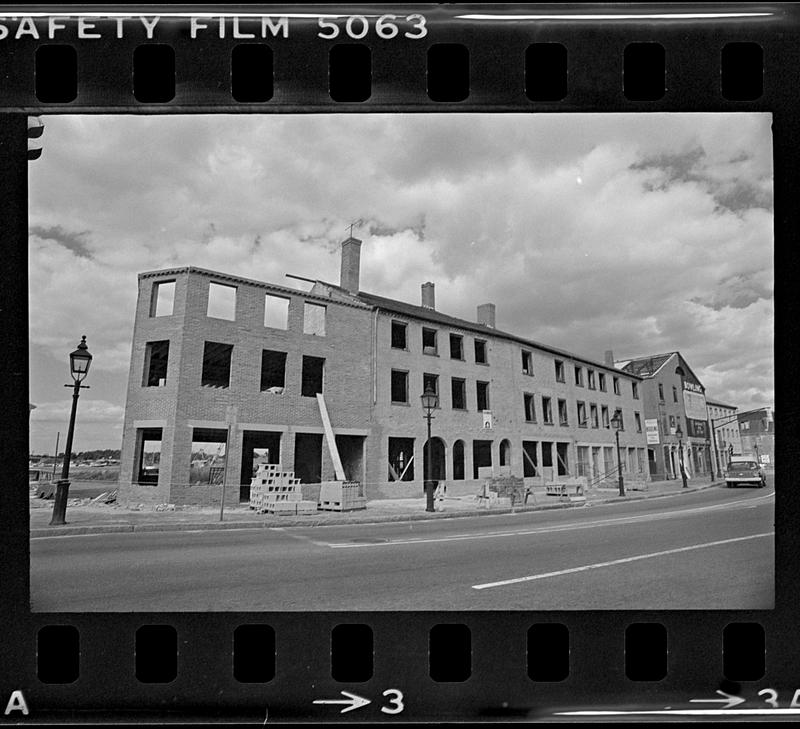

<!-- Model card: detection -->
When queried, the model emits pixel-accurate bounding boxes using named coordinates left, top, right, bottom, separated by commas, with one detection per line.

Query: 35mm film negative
left=1, top=3, right=795, bottom=725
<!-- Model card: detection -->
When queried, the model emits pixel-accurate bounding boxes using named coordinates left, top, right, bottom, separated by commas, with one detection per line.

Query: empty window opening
left=632, top=382, right=639, bottom=399
left=524, top=393, right=536, bottom=422
left=476, top=381, right=490, bottom=411
left=201, top=341, right=233, bottom=388
left=500, top=439, right=511, bottom=467
left=614, top=377, right=621, bottom=395
left=602, top=405, right=610, bottom=428
left=239, top=430, right=281, bottom=502
left=423, top=372, right=439, bottom=399
left=542, top=396, right=553, bottom=424
left=450, top=333, right=464, bottom=360
left=335, top=434, right=366, bottom=483
left=522, top=441, right=538, bottom=477
left=673, top=385, right=678, bottom=402
left=541, top=442, right=554, bottom=471
left=388, top=437, right=415, bottom=481
left=599, top=372, right=607, bottom=391
left=574, top=366, right=584, bottom=386
left=260, top=349, right=287, bottom=392
left=588, top=370, right=596, bottom=389
left=301, top=356, right=325, bottom=397
left=391, top=369, right=409, bottom=403
left=635, top=412, right=642, bottom=433
left=614, top=408, right=625, bottom=430
left=658, top=383, right=665, bottom=401
left=451, top=377, right=466, bottom=410
left=264, top=294, right=289, bottom=329
left=474, top=339, right=487, bottom=364
left=422, top=327, right=438, bottom=355
left=558, top=398, right=568, bottom=426
left=143, top=340, right=169, bottom=387
left=577, top=401, right=587, bottom=427
left=150, top=280, right=175, bottom=317
left=207, top=282, right=237, bottom=321
left=452, top=439, right=465, bottom=480
left=135, top=428, right=162, bottom=484
left=590, top=403, right=599, bottom=428
left=294, top=433, right=322, bottom=483
left=522, top=350, right=533, bottom=375
left=472, top=439, right=493, bottom=479
left=554, top=360, right=565, bottom=382
left=391, top=320, right=407, bottom=349
left=303, top=302, right=326, bottom=336
left=190, top=428, right=228, bottom=485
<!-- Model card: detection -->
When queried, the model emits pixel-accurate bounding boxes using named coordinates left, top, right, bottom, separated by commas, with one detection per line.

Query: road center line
left=471, top=532, right=773, bottom=590
left=326, top=492, right=773, bottom=548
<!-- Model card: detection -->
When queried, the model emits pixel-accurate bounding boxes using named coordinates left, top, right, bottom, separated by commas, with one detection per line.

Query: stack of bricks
left=249, top=464, right=318, bottom=515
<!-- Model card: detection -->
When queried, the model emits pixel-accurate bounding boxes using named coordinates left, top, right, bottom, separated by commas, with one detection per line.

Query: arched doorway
left=423, top=437, right=446, bottom=482
left=500, top=439, right=511, bottom=468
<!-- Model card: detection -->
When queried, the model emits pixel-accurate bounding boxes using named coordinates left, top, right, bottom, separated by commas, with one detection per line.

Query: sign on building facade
left=645, top=418, right=660, bottom=444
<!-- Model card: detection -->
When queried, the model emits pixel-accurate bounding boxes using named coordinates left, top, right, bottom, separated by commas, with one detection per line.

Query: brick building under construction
left=118, top=237, right=650, bottom=506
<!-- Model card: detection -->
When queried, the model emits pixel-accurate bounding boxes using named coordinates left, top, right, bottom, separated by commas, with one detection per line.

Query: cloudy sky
left=28, top=113, right=773, bottom=454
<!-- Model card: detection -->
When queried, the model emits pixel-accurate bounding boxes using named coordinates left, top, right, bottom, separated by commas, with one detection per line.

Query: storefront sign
left=645, top=418, right=660, bottom=444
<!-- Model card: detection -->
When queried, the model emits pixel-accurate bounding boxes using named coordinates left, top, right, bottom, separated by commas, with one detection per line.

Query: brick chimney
left=604, top=350, right=615, bottom=367
left=339, top=237, right=362, bottom=294
left=421, top=282, right=435, bottom=309
left=477, top=303, right=496, bottom=328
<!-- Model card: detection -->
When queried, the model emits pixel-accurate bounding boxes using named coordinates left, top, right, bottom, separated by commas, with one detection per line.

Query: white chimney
left=477, top=303, right=496, bottom=328
left=340, top=237, right=362, bottom=294
left=421, top=282, right=435, bottom=309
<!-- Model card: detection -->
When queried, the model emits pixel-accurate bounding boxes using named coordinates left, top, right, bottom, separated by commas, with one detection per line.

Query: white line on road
left=326, top=492, right=773, bottom=549
left=471, top=532, right=773, bottom=590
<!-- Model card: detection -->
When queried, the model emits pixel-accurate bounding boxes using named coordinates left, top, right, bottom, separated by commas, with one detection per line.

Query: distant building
left=118, top=237, right=650, bottom=507
left=615, top=351, right=712, bottom=482
left=738, top=407, right=774, bottom=467
left=706, top=399, right=742, bottom=473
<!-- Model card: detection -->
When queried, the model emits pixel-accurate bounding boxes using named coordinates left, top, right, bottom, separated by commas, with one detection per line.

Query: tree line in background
left=29, top=449, right=121, bottom=462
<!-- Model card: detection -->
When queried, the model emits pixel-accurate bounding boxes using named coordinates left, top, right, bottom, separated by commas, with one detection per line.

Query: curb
left=29, top=482, right=726, bottom=538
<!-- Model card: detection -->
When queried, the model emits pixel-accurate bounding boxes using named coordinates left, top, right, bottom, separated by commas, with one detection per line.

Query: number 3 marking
left=759, top=688, right=779, bottom=708
left=381, top=688, right=404, bottom=714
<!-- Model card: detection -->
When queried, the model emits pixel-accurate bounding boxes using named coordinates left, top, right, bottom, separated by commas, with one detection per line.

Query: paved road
left=30, top=482, right=773, bottom=611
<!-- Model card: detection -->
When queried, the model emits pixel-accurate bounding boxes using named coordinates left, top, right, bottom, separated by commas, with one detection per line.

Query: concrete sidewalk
left=28, top=478, right=725, bottom=538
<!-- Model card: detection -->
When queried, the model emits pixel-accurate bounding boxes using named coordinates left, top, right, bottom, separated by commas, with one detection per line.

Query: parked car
left=725, top=458, right=767, bottom=488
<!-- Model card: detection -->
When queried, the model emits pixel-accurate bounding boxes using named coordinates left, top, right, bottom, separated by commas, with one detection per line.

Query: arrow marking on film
left=313, top=691, right=371, bottom=713
left=689, top=690, right=746, bottom=709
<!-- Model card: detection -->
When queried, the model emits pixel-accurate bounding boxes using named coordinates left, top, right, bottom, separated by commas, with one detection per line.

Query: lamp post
left=706, top=436, right=714, bottom=481
left=420, top=385, right=439, bottom=512
left=50, top=336, right=92, bottom=526
left=610, top=410, right=625, bottom=497
left=676, top=424, right=688, bottom=489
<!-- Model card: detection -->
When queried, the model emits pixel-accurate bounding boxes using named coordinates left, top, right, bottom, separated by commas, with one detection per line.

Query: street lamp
left=50, top=336, right=92, bottom=526
left=706, top=436, right=714, bottom=481
left=420, top=385, right=439, bottom=512
left=675, top=424, right=688, bottom=489
left=610, top=410, right=625, bottom=497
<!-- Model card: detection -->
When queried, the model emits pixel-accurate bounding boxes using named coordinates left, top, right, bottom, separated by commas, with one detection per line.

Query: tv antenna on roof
left=346, top=218, right=365, bottom=238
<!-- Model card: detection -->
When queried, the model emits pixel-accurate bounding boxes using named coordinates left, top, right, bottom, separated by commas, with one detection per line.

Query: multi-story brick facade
left=706, top=399, right=742, bottom=473
left=738, top=407, right=774, bottom=468
left=615, top=351, right=713, bottom=482
left=119, top=237, right=650, bottom=506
